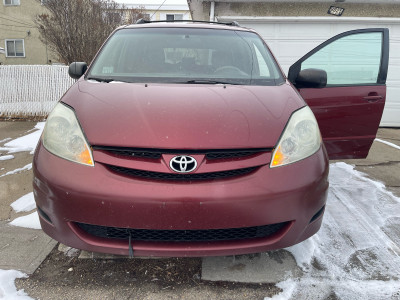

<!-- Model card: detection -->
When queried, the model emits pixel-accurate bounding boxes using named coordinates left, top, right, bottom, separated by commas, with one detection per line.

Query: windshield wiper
left=183, top=79, right=241, bottom=85
left=86, top=77, right=115, bottom=83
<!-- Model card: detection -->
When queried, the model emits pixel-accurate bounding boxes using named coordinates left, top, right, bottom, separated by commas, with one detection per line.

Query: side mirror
left=295, top=68, right=327, bottom=88
left=68, top=62, right=87, bottom=79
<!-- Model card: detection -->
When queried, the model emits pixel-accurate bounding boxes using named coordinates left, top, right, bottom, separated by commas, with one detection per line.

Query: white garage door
left=218, top=16, right=400, bottom=127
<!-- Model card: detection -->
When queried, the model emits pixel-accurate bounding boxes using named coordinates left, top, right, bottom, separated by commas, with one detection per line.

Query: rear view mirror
left=295, top=68, right=327, bottom=88
left=68, top=62, right=88, bottom=79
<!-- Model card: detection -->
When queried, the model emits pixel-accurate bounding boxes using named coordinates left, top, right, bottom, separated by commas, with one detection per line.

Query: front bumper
left=33, top=142, right=329, bottom=257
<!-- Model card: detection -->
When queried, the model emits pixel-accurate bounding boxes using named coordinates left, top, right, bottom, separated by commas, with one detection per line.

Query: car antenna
left=150, top=0, right=167, bottom=20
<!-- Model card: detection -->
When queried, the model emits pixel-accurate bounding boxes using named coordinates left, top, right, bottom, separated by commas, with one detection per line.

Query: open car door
left=288, top=28, right=389, bottom=159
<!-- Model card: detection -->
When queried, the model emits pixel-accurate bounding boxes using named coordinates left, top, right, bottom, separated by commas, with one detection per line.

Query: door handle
left=363, top=95, right=383, bottom=102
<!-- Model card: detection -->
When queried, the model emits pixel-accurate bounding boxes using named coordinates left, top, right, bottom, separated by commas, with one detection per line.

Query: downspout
left=210, top=1, right=215, bottom=22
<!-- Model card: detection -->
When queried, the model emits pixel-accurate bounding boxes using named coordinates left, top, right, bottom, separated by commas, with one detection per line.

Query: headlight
left=270, top=106, right=321, bottom=168
left=42, top=103, right=94, bottom=166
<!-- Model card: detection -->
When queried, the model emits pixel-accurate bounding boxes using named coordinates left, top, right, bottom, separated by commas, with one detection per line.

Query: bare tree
left=126, top=5, right=149, bottom=24
left=36, top=0, right=147, bottom=64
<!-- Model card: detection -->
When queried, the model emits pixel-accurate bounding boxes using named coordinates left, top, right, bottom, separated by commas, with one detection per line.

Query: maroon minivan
left=33, top=20, right=388, bottom=257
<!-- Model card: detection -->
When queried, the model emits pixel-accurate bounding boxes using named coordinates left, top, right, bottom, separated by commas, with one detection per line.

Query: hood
left=61, top=80, right=305, bottom=149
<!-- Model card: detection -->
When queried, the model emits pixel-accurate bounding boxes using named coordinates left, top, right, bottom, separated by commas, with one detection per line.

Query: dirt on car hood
left=61, top=80, right=305, bottom=149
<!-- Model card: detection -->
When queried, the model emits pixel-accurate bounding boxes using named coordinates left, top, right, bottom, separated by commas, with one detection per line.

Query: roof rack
left=135, top=19, right=240, bottom=27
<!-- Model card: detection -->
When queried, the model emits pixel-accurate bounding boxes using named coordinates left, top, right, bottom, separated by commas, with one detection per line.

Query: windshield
left=87, top=27, right=284, bottom=85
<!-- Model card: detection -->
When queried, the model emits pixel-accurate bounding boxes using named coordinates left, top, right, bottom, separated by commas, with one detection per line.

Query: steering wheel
left=214, top=66, right=247, bottom=76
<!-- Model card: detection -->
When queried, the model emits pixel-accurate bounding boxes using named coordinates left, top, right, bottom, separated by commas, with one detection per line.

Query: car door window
left=288, top=28, right=389, bottom=160
left=301, top=32, right=383, bottom=85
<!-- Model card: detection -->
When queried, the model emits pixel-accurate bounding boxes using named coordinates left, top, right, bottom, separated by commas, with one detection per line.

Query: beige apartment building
left=123, top=1, right=191, bottom=21
left=1, top=0, right=191, bottom=65
left=0, top=0, right=57, bottom=65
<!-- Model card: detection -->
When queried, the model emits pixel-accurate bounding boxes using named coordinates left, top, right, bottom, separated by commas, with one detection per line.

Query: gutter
left=216, top=16, right=400, bottom=24
left=210, top=1, right=215, bottom=22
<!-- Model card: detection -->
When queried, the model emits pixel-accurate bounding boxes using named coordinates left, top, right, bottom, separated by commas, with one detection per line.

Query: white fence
left=0, top=65, right=75, bottom=117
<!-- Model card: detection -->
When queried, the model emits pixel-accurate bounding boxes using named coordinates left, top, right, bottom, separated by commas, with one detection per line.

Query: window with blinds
left=166, top=14, right=183, bottom=21
left=5, top=39, right=25, bottom=57
left=4, top=0, right=20, bottom=5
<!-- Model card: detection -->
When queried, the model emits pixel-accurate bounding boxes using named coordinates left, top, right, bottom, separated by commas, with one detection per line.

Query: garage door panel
left=381, top=95, right=400, bottom=127
left=387, top=66, right=400, bottom=81
left=248, top=24, right=277, bottom=38
left=271, top=40, right=319, bottom=58
left=384, top=25, right=400, bottom=36
left=236, top=18, right=400, bottom=127
left=276, top=23, right=330, bottom=37
left=386, top=87, right=400, bottom=99
left=334, top=24, right=383, bottom=32
left=389, top=41, right=400, bottom=57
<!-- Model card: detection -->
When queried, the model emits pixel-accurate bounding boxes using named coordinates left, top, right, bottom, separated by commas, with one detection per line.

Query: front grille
left=107, top=165, right=258, bottom=181
left=93, top=146, right=270, bottom=161
left=109, top=150, right=161, bottom=160
left=76, top=222, right=289, bottom=242
left=205, top=151, right=261, bottom=160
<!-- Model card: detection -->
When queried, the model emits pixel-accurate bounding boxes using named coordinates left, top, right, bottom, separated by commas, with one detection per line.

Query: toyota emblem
left=170, top=156, right=197, bottom=173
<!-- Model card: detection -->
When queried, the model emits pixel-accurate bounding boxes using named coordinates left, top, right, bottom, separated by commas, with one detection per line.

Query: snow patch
left=0, top=164, right=32, bottom=178
left=0, top=155, right=14, bottom=161
left=275, top=162, right=400, bottom=299
left=9, top=212, right=41, bottom=230
left=285, top=236, right=319, bottom=268
left=1, top=122, right=45, bottom=154
left=0, top=138, right=12, bottom=144
left=11, top=193, right=36, bottom=213
left=0, top=269, right=33, bottom=300
left=264, top=279, right=297, bottom=300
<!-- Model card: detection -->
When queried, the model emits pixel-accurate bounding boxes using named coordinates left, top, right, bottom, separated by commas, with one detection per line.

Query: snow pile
left=0, top=155, right=14, bottom=161
left=0, top=124, right=46, bottom=300
left=266, top=162, right=400, bottom=299
left=264, top=279, right=296, bottom=300
left=10, top=193, right=36, bottom=213
left=0, top=122, right=44, bottom=177
left=0, top=270, right=33, bottom=300
left=1, top=123, right=44, bottom=229
left=9, top=212, right=41, bottom=230
left=9, top=192, right=41, bottom=230
left=0, top=138, right=11, bottom=144
left=0, top=164, right=32, bottom=178
left=0, top=122, right=45, bottom=154
left=8, top=192, right=41, bottom=230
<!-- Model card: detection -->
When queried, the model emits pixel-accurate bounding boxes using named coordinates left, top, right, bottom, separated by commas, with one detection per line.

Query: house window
left=166, top=14, right=183, bottom=21
left=4, top=0, right=20, bottom=6
left=5, top=39, right=25, bottom=57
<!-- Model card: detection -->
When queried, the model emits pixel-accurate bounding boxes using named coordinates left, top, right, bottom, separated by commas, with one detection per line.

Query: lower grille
left=76, top=222, right=289, bottom=242
left=107, top=165, right=258, bottom=181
